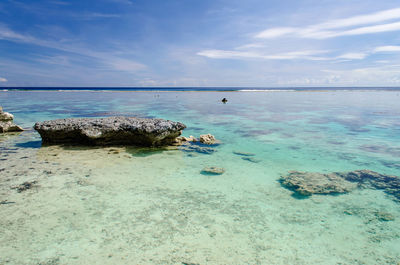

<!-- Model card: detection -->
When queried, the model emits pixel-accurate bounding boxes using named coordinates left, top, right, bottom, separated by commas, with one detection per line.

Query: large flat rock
left=34, top=117, right=186, bottom=146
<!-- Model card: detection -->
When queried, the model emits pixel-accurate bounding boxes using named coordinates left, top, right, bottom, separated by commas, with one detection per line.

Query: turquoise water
left=1, top=91, right=400, bottom=264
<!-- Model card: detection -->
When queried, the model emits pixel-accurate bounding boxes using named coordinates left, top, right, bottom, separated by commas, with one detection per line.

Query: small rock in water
left=233, top=151, right=255, bottom=157
left=0, top=107, right=24, bottom=133
left=199, top=134, right=218, bottom=145
left=201, top=167, right=225, bottom=175
left=241, top=157, right=261, bottom=163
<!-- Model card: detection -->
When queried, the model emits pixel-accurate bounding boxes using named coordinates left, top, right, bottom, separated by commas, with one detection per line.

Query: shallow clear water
left=1, top=91, right=400, bottom=264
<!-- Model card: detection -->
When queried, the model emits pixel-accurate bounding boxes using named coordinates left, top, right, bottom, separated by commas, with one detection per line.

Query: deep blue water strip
left=2, top=87, right=400, bottom=91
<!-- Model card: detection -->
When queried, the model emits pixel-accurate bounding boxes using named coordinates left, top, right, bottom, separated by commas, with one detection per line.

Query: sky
left=1, top=0, right=400, bottom=87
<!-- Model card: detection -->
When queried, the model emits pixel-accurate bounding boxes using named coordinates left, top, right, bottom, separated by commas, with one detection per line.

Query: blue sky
left=1, top=0, right=400, bottom=87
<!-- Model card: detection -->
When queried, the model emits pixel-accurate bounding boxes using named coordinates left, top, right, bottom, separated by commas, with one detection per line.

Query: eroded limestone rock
left=199, top=134, right=218, bottom=145
left=34, top=117, right=186, bottom=146
left=0, top=107, right=23, bottom=133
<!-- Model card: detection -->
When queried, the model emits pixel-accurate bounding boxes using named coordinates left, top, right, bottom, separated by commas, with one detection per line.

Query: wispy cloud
left=0, top=24, right=146, bottom=73
left=198, top=49, right=329, bottom=60
left=256, top=8, right=400, bottom=39
left=0, top=24, right=34, bottom=42
left=199, top=8, right=400, bottom=64
left=336, top=53, right=368, bottom=60
left=235, top=43, right=266, bottom=50
left=0, top=77, right=7, bottom=82
left=48, top=0, right=70, bottom=5
left=78, top=12, right=122, bottom=20
left=107, top=0, right=133, bottom=5
left=107, top=58, right=147, bottom=72
left=199, top=47, right=397, bottom=62
left=374, top=45, right=400, bottom=52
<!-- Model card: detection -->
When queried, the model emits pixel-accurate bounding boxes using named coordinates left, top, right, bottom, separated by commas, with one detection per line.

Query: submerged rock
left=34, top=117, right=186, bottom=146
left=201, top=167, right=225, bottom=175
left=281, top=169, right=400, bottom=201
left=0, top=107, right=23, bottom=133
left=176, top=134, right=219, bottom=154
left=280, top=171, right=356, bottom=196
left=241, top=157, right=261, bottom=163
left=12, top=180, right=38, bottom=193
left=233, top=151, right=255, bottom=157
left=179, top=143, right=216, bottom=154
left=339, top=169, right=400, bottom=200
left=374, top=211, right=395, bottom=222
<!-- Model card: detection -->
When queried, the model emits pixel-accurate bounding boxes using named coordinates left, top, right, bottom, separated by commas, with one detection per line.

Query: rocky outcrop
left=0, top=107, right=23, bottom=133
left=34, top=117, right=186, bottom=146
left=280, top=169, right=400, bottom=201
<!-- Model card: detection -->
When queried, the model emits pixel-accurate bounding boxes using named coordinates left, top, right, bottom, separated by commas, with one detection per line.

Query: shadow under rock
left=15, top=140, right=42, bottom=148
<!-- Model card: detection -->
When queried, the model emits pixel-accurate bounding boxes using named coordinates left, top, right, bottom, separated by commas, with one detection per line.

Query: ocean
left=1, top=89, right=400, bottom=264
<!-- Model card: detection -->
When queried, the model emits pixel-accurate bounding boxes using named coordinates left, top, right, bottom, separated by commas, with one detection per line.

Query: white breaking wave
left=238, top=89, right=297, bottom=92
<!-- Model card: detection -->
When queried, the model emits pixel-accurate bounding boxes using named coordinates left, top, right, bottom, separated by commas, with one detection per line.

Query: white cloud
left=256, top=27, right=297, bottom=39
left=374, top=45, right=400, bottom=52
left=235, top=43, right=265, bottom=50
left=200, top=48, right=382, bottom=62
left=336, top=52, right=368, bottom=60
left=0, top=77, right=7, bottom=82
left=315, top=8, right=400, bottom=29
left=198, top=49, right=330, bottom=60
left=256, top=8, right=400, bottom=39
left=197, top=50, right=258, bottom=59
left=335, top=21, right=400, bottom=37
